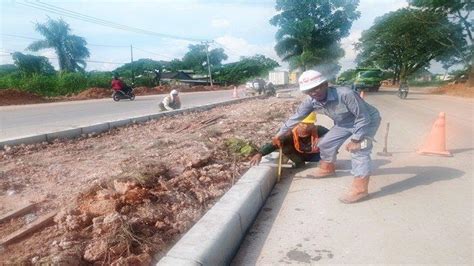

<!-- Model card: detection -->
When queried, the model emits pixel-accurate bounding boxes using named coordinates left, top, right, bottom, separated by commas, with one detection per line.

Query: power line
left=133, top=47, right=174, bottom=60
left=1, top=33, right=130, bottom=48
left=17, top=0, right=209, bottom=42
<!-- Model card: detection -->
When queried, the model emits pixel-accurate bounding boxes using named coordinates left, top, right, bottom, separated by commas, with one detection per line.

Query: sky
left=0, top=0, right=447, bottom=74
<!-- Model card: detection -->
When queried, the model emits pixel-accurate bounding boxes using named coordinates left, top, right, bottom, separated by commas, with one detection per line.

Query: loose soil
left=0, top=96, right=299, bottom=264
left=0, top=85, right=233, bottom=106
left=430, top=83, right=474, bottom=98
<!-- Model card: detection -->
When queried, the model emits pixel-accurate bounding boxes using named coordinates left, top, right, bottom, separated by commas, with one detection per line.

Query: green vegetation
left=0, top=72, right=111, bottom=96
left=270, top=0, right=360, bottom=77
left=214, top=55, right=279, bottom=84
left=12, top=52, right=55, bottom=76
left=356, top=8, right=467, bottom=84
left=225, top=137, right=257, bottom=157
left=27, top=18, right=90, bottom=72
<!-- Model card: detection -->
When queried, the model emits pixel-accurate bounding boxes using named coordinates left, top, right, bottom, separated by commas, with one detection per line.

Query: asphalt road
left=0, top=89, right=239, bottom=141
left=233, top=89, right=473, bottom=264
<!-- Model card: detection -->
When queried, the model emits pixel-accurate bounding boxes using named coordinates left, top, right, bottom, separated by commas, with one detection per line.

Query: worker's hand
left=249, top=153, right=263, bottom=166
left=272, top=136, right=282, bottom=148
left=345, top=141, right=361, bottom=153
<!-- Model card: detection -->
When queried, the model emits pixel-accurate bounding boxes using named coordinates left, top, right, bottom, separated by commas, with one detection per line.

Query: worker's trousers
left=317, top=118, right=381, bottom=177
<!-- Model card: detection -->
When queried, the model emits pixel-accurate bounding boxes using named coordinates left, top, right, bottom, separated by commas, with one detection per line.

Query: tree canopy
left=27, top=18, right=90, bottom=72
left=12, top=52, right=55, bottom=76
left=270, top=0, right=360, bottom=77
left=214, top=54, right=279, bottom=84
left=181, top=44, right=228, bottom=73
left=355, top=8, right=466, bottom=82
left=114, top=58, right=168, bottom=77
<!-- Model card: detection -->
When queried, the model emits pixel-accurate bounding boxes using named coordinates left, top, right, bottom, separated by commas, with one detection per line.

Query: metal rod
left=278, top=147, right=283, bottom=182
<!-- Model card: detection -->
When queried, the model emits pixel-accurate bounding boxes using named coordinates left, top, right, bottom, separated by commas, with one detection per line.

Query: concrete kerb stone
left=0, top=96, right=260, bottom=150
left=130, top=115, right=151, bottom=124
left=163, top=208, right=242, bottom=265
left=0, top=134, right=47, bottom=148
left=81, top=123, right=110, bottom=135
left=108, top=118, right=132, bottom=129
left=157, top=152, right=279, bottom=265
left=46, top=128, right=82, bottom=142
left=157, top=257, right=200, bottom=266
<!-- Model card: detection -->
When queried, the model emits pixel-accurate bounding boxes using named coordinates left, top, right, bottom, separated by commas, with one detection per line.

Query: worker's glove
left=345, top=140, right=362, bottom=153
left=271, top=136, right=282, bottom=148
left=249, top=153, right=263, bottom=166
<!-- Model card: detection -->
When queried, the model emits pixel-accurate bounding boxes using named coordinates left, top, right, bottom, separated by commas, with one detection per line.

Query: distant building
left=160, top=71, right=217, bottom=86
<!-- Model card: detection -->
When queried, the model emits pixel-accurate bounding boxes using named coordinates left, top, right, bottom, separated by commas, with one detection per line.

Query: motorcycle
left=112, top=85, right=135, bottom=101
left=397, top=82, right=409, bottom=99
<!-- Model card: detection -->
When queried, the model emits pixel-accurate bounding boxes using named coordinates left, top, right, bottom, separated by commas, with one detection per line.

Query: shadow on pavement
left=371, top=166, right=464, bottom=200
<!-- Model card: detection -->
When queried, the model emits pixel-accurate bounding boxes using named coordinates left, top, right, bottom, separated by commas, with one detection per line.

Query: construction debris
left=0, top=202, right=37, bottom=223
left=1, top=211, right=56, bottom=246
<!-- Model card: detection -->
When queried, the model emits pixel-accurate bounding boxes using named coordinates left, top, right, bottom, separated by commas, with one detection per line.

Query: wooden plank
left=0, top=211, right=56, bottom=246
left=0, top=202, right=37, bottom=223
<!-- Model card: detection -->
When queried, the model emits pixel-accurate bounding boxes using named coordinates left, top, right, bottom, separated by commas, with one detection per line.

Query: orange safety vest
left=291, top=127, right=319, bottom=154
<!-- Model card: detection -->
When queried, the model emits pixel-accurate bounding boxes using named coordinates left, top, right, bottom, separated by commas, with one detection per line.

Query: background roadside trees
left=27, top=18, right=90, bottom=72
left=355, top=8, right=466, bottom=84
left=270, top=0, right=360, bottom=77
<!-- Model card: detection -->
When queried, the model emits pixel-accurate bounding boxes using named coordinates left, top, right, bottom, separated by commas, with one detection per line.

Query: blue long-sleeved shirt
left=277, top=87, right=380, bottom=141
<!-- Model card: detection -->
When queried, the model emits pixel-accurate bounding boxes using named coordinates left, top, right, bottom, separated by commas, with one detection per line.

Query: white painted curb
left=156, top=153, right=279, bottom=265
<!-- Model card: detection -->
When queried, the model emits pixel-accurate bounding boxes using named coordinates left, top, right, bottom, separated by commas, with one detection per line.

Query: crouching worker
left=249, top=113, right=329, bottom=168
left=159, top=89, right=181, bottom=111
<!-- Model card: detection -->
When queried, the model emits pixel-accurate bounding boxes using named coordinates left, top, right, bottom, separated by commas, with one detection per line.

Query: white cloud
left=211, top=18, right=230, bottom=28
left=214, top=35, right=278, bottom=61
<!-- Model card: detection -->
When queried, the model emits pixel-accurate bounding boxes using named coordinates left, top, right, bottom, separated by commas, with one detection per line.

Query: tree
left=409, top=0, right=473, bottom=86
left=12, top=52, right=55, bottom=76
left=181, top=44, right=228, bottom=73
left=114, top=58, right=168, bottom=77
left=270, top=0, right=360, bottom=77
left=214, top=54, right=279, bottom=84
left=27, top=18, right=90, bottom=72
left=355, top=8, right=466, bottom=83
left=0, top=64, right=18, bottom=75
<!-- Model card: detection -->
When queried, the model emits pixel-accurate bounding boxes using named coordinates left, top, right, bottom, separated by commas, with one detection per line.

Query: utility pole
left=130, top=45, right=135, bottom=84
left=202, top=41, right=213, bottom=86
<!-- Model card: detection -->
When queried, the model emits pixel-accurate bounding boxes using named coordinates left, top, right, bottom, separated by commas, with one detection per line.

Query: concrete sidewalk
left=233, top=92, right=473, bottom=264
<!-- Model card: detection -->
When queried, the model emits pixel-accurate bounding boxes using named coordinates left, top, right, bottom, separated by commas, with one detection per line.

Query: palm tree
left=27, top=18, right=90, bottom=72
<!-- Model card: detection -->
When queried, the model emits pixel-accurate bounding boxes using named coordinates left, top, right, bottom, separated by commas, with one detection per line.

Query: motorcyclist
left=111, top=73, right=131, bottom=96
left=159, top=89, right=181, bottom=111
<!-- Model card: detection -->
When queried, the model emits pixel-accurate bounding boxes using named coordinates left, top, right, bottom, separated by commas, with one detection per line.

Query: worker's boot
left=339, top=177, right=370, bottom=204
left=314, top=161, right=336, bottom=178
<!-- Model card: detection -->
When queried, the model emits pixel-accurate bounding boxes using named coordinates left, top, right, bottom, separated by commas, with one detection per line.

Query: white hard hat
left=298, top=70, right=326, bottom=91
left=171, top=89, right=178, bottom=95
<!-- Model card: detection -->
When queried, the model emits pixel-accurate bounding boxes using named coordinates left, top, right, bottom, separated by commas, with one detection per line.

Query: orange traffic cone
left=417, top=112, right=452, bottom=156
left=360, top=90, right=365, bottom=99
left=233, top=86, right=239, bottom=98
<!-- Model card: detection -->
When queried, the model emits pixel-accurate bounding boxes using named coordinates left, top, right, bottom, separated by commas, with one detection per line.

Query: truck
left=352, top=68, right=383, bottom=92
left=268, top=71, right=289, bottom=86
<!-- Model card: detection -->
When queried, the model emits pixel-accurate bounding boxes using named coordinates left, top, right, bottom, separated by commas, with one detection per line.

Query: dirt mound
left=71, top=87, right=111, bottom=100
left=430, top=83, right=474, bottom=98
left=0, top=89, right=48, bottom=106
